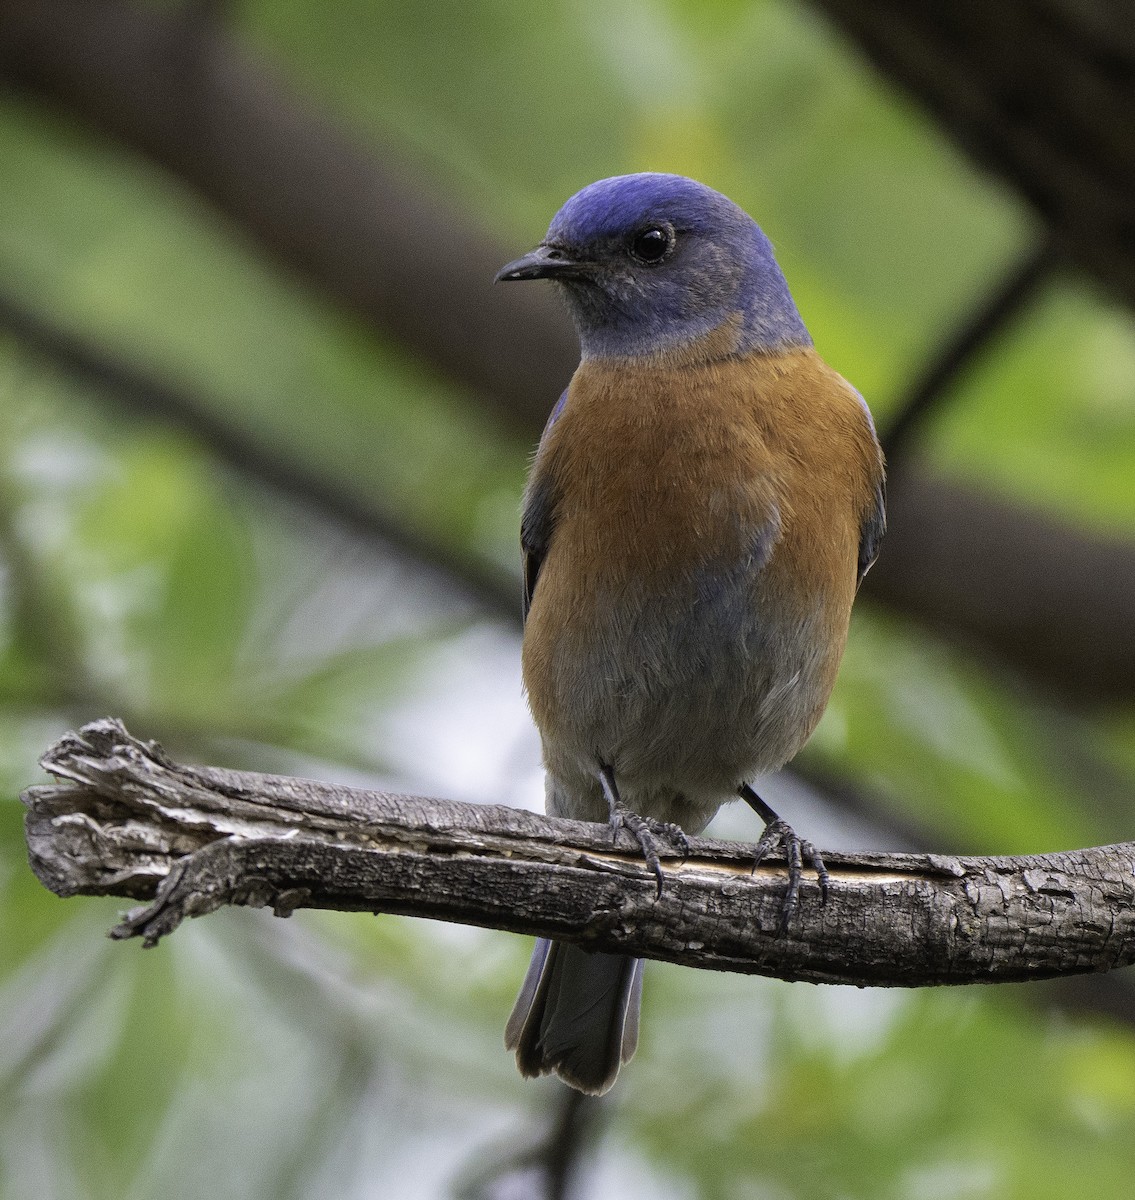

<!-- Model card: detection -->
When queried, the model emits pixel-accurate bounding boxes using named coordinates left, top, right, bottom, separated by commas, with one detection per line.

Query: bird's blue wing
left=521, top=389, right=569, bottom=621
left=842, top=381, right=885, bottom=587
left=857, top=476, right=886, bottom=586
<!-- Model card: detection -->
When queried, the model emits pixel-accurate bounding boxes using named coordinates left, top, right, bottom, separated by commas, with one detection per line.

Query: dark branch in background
left=812, top=0, right=1135, bottom=312
left=880, top=236, right=1061, bottom=464
left=0, top=0, right=576, bottom=433
left=809, top=0, right=1135, bottom=707
left=0, top=290, right=519, bottom=620
left=542, top=1092, right=595, bottom=1200
left=865, top=471, right=1135, bottom=705
left=455, top=1088, right=601, bottom=1200
left=2, top=0, right=1135, bottom=701
left=22, top=720, right=1135, bottom=987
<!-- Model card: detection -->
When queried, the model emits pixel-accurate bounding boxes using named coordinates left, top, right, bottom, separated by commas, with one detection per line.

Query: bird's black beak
left=495, top=244, right=591, bottom=283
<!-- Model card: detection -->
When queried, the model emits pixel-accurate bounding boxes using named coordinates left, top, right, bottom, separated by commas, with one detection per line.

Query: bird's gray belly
left=538, top=570, right=830, bottom=829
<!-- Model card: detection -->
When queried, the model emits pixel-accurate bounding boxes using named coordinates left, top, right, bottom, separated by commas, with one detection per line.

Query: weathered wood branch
left=20, top=719, right=1135, bottom=989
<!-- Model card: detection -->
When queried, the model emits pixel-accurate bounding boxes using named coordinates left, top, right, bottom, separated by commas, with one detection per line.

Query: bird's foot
left=739, top=783, right=829, bottom=932
left=598, top=766, right=689, bottom=896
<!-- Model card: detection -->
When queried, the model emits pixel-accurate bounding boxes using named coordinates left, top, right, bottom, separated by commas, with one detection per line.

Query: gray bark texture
left=20, top=719, right=1135, bottom=989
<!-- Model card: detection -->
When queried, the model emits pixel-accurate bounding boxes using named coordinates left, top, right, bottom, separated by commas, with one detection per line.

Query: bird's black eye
left=628, top=225, right=674, bottom=264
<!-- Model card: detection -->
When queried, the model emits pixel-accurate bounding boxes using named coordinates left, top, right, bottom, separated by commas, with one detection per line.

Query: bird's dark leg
left=738, top=783, right=829, bottom=928
left=598, top=765, right=689, bottom=897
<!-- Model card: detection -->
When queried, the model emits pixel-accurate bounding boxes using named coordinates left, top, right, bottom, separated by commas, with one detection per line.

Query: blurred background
left=2, top=0, right=1135, bottom=1196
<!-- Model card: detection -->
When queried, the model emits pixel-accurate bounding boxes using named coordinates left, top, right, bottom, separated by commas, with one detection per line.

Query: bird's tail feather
left=505, top=939, right=643, bottom=1096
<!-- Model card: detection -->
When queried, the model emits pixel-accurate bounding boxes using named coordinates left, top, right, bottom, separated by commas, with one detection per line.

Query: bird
left=495, top=172, right=885, bottom=1096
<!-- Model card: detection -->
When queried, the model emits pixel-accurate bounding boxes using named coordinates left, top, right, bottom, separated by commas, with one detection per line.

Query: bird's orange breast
left=530, top=347, right=877, bottom=609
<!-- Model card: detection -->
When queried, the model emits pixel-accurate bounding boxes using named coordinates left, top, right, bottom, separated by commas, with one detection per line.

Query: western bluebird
left=496, top=173, right=885, bottom=1095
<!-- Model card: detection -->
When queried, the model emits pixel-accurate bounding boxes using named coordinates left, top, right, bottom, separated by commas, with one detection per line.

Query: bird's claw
left=599, top=766, right=689, bottom=897
left=738, top=783, right=829, bottom=931
left=751, top=817, right=830, bottom=931
left=610, top=808, right=690, bottom=896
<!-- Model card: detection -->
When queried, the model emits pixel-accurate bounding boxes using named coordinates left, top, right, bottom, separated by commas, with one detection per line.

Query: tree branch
left=0, top=0, right=576, bottom=432
left=879, top=236, right=1061, bottom=465
left=813, top=0, right=1135, bottom=308
left=866, top=467, right=1135, bottom=703
left=21, top=719, right=1135, bottom=989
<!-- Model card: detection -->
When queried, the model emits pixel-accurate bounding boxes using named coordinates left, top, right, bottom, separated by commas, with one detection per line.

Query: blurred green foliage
left=1, top=0, right=1134, bottom=1196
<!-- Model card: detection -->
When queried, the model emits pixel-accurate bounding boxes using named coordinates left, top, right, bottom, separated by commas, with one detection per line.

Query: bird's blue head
left=496, top=173, right=811, bottom=361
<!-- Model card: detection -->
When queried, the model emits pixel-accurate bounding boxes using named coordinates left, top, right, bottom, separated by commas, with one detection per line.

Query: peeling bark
left=21, top=720, right=1135, bottom=988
